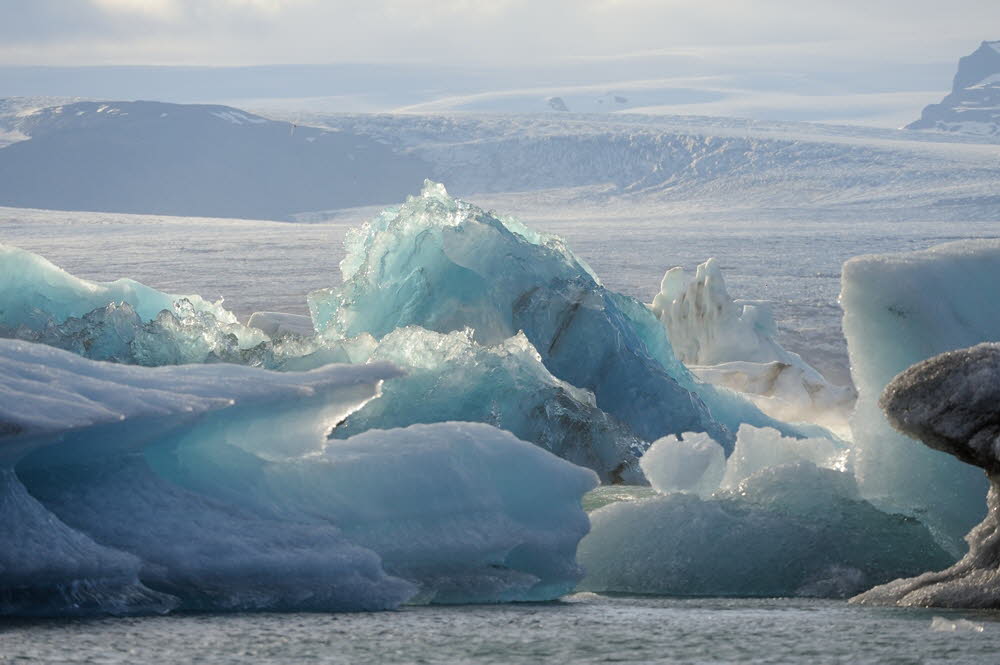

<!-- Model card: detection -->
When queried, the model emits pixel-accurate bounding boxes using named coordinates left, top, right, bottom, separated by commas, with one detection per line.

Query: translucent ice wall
left=842, top=239, right=1000, bottom=552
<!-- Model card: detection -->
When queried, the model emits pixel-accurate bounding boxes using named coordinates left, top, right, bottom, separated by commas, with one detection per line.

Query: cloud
left=0, top=0, right=996, bottom=68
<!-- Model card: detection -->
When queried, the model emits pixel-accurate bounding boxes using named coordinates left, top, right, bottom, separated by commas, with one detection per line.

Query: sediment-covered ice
left=0, top=340, right=597, bottom=615
left=842, top=239, right=1000, bottom=552
left=308, top=181, right=820, bottom=449
left=578, top=425, right=949, bottom=598
left=652, top=258, right=854, bottom=428
left=852, top=343, right=1000, bottom=608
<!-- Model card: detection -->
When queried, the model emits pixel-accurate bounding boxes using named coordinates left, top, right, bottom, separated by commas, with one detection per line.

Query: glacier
left=842, top=239, right=1000, bottom=553
left=0, top=339, right=597, bottom=615
left=852, top=344, right=1000, bottom=608
left=579, top=426, right=950, bottom=598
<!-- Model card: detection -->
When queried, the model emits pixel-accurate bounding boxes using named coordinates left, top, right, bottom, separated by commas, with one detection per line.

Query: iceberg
left=578, top=425, right=949, bottom=598
left=852, top=343, right=1000, bottom=608
left=0, top=244, right=270, bottom=365
left=0, top=188, right=832, bottom=484
left=330, top=327, right=646, bottom=483
left=651, top=258, right=854, bottom=429
left=638, top=432, right=725, bottom=498
left=0, top=244, right=242, bottom=333
left=308, top=181, right=821, bottom=449
left=0, top=338, right=408, bottom=615
left=0, top=245, right=644, bottom=479
left=0, top=339, right=597, bottom=615
left=842, top=239, right=1000, bottom=552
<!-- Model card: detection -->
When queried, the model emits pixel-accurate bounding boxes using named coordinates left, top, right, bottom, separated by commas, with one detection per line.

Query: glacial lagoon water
left=3, top=596, right=1000, bottom=664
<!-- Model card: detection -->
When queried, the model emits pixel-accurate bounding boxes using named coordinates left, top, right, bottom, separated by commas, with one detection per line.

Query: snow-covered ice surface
left=843, top=240, right=1000, bottom=553
left=0, top=339, right=597, bottom=615
left=853, top=344, right=1000, bottom=608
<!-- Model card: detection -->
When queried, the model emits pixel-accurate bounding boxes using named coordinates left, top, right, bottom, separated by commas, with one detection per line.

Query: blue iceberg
left=0, top=339, right=597, bottom=615
left=308, top=181, right=816, bottom=449
left=329, top=327, right=647, bottom=483
left=842, top=239, right=1000, bottom=553
left=579, top=426, right=950, bottom=598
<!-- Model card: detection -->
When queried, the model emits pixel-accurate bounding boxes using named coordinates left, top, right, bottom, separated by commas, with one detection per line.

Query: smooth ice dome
left=853, top=344, right=1000, bottom=609
left=639, top=432, right=725, bottom=497
left=842, top=239, right=1000, bottom=553
left=0, top=339, right=598, bottom=615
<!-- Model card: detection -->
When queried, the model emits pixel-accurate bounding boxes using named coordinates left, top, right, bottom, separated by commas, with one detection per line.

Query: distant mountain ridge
left=907, top=41, right=1000, bottom=136
left=0, top=100, right=428, bottom=220
left=0, top=99, right=998, bottom=222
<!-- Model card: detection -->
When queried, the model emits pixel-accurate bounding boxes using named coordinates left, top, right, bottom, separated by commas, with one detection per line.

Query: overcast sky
left=0, top=0, right=996, bottom=68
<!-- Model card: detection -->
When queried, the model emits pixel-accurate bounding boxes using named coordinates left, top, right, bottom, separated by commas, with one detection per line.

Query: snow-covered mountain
left=1, top=99, right=999, bottom=222
left=907, top=41, right=1000, bottom=136
left=0, top=100, right=428, bottom=219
